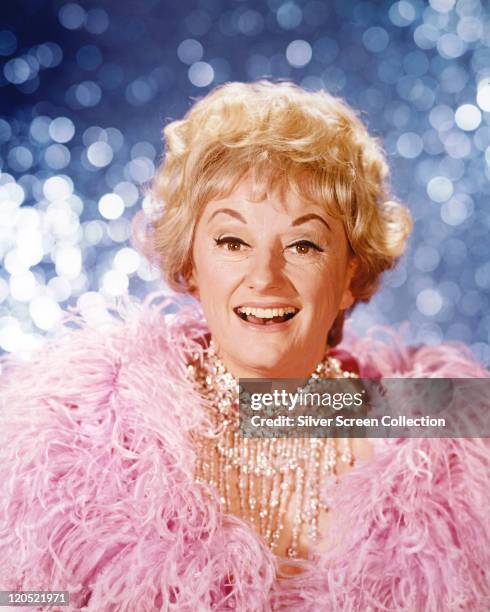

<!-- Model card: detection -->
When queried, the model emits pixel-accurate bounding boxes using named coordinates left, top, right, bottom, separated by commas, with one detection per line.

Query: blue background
left=0, top=0, right=489, bottom=364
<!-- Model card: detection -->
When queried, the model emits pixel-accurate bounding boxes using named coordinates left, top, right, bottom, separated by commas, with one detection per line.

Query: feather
left=1, top=293, right=488, bottom=611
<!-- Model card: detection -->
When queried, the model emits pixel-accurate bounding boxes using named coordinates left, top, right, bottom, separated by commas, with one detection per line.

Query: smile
left=234, top=305, right=299, bottom=326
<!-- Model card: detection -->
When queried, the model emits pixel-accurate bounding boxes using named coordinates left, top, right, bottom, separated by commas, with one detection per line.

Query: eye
left=214, top=236, right=249, bottom=252
left=289, top=240, right=324, bottom=255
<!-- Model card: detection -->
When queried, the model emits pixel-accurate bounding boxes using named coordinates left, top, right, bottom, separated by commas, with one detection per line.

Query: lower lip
left=233, top=311, right=298, bottom=333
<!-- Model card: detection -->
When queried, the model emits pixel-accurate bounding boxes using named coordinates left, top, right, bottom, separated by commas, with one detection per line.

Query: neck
left=210, top=341, right=329, bottom=381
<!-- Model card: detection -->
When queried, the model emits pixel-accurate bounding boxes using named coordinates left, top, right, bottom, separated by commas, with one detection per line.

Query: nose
left=246, top=244, right=284, bottom=292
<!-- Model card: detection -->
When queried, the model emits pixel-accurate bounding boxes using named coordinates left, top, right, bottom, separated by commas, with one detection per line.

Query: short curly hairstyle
left=134, top=80, right=412, bottom=339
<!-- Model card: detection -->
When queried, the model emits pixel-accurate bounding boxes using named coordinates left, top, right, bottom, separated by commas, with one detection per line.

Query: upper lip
left=235, top=302, right=300, bottom=310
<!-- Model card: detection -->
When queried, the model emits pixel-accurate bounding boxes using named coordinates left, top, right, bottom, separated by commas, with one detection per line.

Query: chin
left=236, top=347, right=292, bottom=377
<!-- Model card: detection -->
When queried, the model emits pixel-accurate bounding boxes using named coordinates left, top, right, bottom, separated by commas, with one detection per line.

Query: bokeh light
left=0, top=0, right=489, bottom=364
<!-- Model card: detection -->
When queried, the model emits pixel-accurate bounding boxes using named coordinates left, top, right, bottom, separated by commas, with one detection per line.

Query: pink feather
left=0, top=293, right=488, bottom=611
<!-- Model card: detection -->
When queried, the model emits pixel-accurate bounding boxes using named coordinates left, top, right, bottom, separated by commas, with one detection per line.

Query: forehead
left=202, top=175, right=332, bottom=221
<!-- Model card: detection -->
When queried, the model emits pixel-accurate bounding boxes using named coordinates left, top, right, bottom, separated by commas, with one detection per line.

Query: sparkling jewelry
left=187, top=340, right=359, bottom=559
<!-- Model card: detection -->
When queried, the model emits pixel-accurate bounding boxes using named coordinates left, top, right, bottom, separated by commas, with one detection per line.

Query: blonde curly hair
left=134, top=80, right=412, bottom=343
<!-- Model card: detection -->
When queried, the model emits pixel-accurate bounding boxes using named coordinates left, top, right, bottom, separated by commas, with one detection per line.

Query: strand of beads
left=189, top=341, right=359, bottom=559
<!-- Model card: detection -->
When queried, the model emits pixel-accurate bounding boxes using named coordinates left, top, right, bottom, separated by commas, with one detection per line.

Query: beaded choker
left=187, top=340, right=359, bottom=559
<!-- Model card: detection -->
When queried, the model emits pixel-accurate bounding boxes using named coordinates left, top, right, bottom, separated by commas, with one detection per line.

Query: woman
left=1, top=81, right=488, bottom=611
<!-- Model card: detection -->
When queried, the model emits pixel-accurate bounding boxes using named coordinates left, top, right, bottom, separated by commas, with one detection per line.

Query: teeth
left=237, top=306, right=297, bottom=318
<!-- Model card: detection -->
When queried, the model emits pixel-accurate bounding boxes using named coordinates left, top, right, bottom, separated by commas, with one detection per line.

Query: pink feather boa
left=0, top=293, right=488, bottom=611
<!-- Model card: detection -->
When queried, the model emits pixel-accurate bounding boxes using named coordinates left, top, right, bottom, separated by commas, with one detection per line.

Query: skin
left=189, top=176, right=358, bottom=380
left=188, top=176, right=373, bottom=565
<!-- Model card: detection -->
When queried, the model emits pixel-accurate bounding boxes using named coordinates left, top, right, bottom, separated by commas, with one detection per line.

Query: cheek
left=296, top=261, right=347, bottom=305
left=194, top=264, right=234, bottom=319
left=192, top=239, right=240, bottom=314
left=301, top=281, right=348, bottom=336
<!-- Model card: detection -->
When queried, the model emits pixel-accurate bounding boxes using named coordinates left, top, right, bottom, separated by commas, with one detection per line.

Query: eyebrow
left=208, top=208, right=246, bottom=224
left=207, top=208, right=331, bottom=232
left=291, top=213, right=331, bottom=232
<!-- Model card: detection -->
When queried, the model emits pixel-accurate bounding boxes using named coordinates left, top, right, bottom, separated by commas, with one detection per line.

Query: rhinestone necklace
left=187, top=340, right=359, bottom=559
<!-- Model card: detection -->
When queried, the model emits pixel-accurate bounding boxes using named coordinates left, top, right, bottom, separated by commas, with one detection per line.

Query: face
left=189, top=177, right=357, bottom=379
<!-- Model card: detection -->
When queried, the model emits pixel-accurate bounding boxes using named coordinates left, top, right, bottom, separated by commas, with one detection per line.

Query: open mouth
left=234, top=306, right=299, bottom=326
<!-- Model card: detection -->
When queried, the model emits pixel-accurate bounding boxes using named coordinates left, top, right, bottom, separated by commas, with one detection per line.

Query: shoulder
left=307, top=325, right=490, bottom=608
left=336, top=323, right=489, bottom=378
left=0, top=293, right=209, bottom=414
left=0, top=295, right=262, bottom=607
left=0, top=293, right=215, bottom=493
